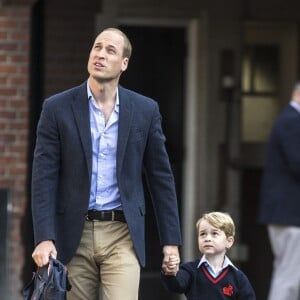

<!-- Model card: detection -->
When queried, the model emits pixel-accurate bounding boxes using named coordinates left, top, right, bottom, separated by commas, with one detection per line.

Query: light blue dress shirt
left=87, top=82, right=121, bottom=211
left=197, top=255, right=237, bottom=278
left=290, top=100, right=300, bottom=114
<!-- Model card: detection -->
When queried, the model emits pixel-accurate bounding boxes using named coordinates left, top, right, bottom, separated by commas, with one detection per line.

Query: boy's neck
left=204, top=254, right=226, bottom=273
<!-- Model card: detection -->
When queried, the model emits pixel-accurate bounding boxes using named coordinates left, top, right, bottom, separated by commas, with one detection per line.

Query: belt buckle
left=86, top=211, right=93, bottom=221
left=111, top=210, right=115, bottom=221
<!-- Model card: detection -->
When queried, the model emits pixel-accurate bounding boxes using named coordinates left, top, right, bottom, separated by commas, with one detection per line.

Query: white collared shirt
left=197, top=255, right=237, bottom=278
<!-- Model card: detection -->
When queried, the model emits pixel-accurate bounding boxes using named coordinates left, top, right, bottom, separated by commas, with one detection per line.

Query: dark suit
left=259, top=103, right=300, bottom=300
left=32, top=81, right=181, bottom=267
left=259, top=104, right=300, bottom=226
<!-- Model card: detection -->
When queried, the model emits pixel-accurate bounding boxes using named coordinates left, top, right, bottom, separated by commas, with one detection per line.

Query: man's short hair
left=102, top=27, right=132, bottom=59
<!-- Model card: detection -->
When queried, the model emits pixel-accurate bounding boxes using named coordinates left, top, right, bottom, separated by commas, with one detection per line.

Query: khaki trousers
left=268, top=225, right=300, bottom=300
left=67, top=220, right=140, bottom=300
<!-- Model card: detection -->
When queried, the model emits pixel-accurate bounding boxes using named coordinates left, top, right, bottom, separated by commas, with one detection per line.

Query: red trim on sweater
left=201, top=265, right=230, bottom=284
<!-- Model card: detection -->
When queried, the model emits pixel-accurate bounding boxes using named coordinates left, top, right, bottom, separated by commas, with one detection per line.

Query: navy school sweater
left=162, top=259, right=256, bottom=300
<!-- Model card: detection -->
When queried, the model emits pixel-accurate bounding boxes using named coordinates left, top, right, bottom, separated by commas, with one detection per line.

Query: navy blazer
left=31, top=82, right=181, bottom=266
left=259, top=104, right=300, bottom=227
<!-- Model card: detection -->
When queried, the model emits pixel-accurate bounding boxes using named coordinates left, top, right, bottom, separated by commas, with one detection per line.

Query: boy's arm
left=238, top=271, right=256, bottom=300
left=161, top=264, right=192, bottom=294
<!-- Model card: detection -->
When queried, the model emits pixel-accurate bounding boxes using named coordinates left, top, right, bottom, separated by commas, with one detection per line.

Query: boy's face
left=198, top=220, right=234, bottom=258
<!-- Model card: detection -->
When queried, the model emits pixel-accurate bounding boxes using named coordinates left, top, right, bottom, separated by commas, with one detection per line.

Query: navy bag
left=23, top=257, right=71, bottom=300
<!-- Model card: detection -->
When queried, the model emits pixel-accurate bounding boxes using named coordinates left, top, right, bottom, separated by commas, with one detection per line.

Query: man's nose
left=96, top=48, right=106, bottom=58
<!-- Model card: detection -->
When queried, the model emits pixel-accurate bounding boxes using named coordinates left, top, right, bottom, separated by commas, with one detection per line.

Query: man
left=259, top=83, right=300, bottom=300
left=31, top=28, right=181, bottom=300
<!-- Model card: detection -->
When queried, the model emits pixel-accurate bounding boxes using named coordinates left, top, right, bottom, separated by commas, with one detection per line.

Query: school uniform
left=162, top=257, right=256, bottom=300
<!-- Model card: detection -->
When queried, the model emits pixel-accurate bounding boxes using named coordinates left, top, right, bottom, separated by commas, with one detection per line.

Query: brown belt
left=86, top=210, right=126, bottom=223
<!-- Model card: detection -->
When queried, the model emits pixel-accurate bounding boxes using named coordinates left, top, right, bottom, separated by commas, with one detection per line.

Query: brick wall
left=0, top=1, right=34, bottom=298
left=0, top=0, right=101, bottom=298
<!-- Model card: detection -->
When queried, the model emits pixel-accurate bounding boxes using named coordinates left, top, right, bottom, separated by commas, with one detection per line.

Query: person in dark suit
left=259, top=83, right=300, bottom=300
left=31, top=27, right=181, bottom=300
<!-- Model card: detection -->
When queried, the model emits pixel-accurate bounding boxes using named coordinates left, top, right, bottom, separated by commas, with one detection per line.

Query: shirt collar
left=290, top=100, right=300, bottom=114
left=197, top=255, right=237, bottom=270
left=87, top=80, right=120, bottom=113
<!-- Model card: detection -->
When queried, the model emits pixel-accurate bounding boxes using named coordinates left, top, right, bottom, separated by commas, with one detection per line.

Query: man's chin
left=94, top=75, right=119, bottom=84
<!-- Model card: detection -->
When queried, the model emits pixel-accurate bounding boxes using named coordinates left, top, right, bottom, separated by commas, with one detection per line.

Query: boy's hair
left=196, top=211, right=235, bottom=238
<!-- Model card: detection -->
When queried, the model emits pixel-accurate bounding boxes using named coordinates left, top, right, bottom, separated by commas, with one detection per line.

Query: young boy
left=162, top=212, right=256, bottom=299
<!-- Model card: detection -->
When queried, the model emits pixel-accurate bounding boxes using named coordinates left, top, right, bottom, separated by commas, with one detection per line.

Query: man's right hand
left=32, top=240, right=57, bottom=267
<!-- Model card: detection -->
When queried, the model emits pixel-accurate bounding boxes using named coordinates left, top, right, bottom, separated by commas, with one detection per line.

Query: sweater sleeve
left=237, top=270, right=256, bottom=300
left=161, top=263, right=193, bottom=294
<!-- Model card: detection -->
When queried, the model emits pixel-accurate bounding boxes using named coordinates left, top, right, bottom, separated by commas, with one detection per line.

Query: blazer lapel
left=117, top=86, right=133, bottom=177
left=71, top=82, right=92, bottom=181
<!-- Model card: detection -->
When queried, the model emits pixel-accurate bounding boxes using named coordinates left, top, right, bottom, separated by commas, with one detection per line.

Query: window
left=241, top=44, right=280, bottom=142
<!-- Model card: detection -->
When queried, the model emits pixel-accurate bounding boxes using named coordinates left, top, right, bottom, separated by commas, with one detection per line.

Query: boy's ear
left=226, top=236, right=234, bottom=250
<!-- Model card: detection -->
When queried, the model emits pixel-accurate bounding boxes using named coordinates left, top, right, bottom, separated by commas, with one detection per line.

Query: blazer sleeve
left=143, top=102, right=182, bottom=246
left=278, top=114, right=300, bottom=177
left=31, top=99, right=61, bottom=246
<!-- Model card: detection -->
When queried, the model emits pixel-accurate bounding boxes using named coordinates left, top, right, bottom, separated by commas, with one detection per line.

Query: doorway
left=119, top=25, right=186, bottom=300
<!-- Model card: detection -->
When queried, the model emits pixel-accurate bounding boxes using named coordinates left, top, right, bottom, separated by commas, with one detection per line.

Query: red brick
left=13, top=112, right=24, bottom=120
left=0, top=179, right=13, bottom=187
left=0, top=65, right=17, bottom=73
left=9, top=165, right=26, bottom=176
left=10, top=95, right=27, bottom=103
left=19, top=65, right=29, bottom=73
left=0, top=109, right=16, bottom=118
left=0, top=76, right=7, bottom=85
left=0, top=55, right=7, bottom=63
left=7, top=144, right=27, bottom=153
left=0, top=31, right=8, bottom=39
left=0, top=87, right=16, bottom=96
left=0, top=133, right=16, bottom=143
left=0, top=19, right=19, bottom=29
left=0, top=41, right=18, bottom=51
left=9, top=77, right=27, bottom=85
left=9, top=31, right=29, bottom=40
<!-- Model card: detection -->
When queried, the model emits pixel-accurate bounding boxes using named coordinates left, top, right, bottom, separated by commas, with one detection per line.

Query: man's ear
left=121, top=57, right=129, bottom=72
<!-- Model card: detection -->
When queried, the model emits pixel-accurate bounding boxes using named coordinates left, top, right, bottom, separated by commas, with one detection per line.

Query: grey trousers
left=268, top=225, right=300, bottom=300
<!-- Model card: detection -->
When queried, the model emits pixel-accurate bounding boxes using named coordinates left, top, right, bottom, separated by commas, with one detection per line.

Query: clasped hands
left=162, top=245, right=180, bottom=276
